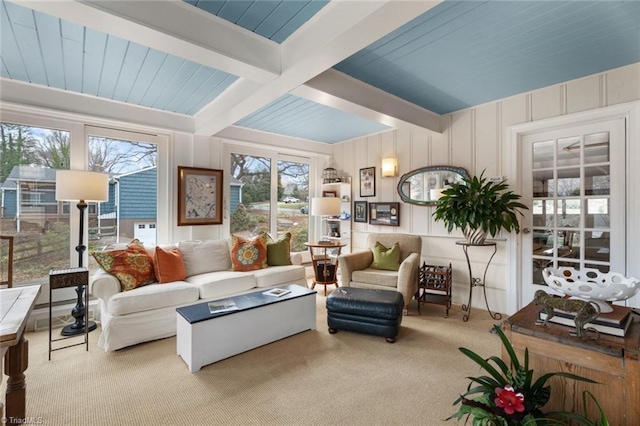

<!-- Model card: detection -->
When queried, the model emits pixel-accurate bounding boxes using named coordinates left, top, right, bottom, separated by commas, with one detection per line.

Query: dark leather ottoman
left=326, top=287, right=404, bottom=343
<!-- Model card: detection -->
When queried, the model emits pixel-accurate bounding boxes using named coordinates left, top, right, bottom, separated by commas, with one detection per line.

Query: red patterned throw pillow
left=230, top=234, right=268, bottom=272
left=92, top=239, right=156, bottom=291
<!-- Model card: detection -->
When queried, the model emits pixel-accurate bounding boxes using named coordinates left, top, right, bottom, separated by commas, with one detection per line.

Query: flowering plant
left=448, top=324, right=598, bottom=425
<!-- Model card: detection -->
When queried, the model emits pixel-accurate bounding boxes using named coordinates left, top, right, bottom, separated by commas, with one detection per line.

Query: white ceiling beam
left=0, top=78, right=195, bottom=133
left=294, top=69, right=441, bottom=134
left=195, top=0, right=443, bottom=136
left=13, top=0, right=280, bottom=83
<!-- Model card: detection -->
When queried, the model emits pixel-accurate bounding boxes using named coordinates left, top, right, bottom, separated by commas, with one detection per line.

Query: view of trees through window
left=1, top=123, right=70, bottom=286
left=230, top=153, right=309, bottom=252
left=0, top=122, right=158, bottom=286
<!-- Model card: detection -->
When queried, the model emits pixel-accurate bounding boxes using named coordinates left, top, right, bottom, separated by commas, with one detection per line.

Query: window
left=228, top=149, right=311, bottom=252
left=0, top=122, right=71, bottom=286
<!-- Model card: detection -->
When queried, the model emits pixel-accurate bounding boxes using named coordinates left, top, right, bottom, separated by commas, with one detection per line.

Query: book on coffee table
left=208, top=300, right=239, bottom=314
left=263, top=288, right=291, bottom=297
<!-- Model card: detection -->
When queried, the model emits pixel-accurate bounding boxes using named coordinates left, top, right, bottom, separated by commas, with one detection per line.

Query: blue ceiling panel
left=335, top=0, right=640, bottom=115
left=185, top=0, right=328, bottom=43
left=0, top=0, right=238, bottom=116
left=235, top=94, right=390, bottom=143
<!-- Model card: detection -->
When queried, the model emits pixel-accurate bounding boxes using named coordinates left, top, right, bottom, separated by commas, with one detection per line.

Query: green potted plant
left=448, top=325, right=603, bottom=425
left=433, top=172, right=528, bottom=244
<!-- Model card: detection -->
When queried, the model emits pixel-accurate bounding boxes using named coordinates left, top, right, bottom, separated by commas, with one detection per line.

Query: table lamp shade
left=311, top=197, right=340, bottom=216
left=55, top=170, right=109, bottom=202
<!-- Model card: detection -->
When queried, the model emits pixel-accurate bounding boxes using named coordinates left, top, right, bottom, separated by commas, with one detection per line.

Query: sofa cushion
left=92, top=239, right=156, bottom=291
left=230, top=234, right=268, bottom=271
left=185, top=271, right=257, bottom=299
left=266, top=232, right=292, bottom=266
left=178, top=240, right=231, bottom=276
left=371, top=241, right=400, bottom=271
left=107, top=281, right=199, bottom=316
left=253, top=265, right=306, bottom=288
left=153, top=246, right=187, bottom=283
left=352, top=268, right=399, bottom=288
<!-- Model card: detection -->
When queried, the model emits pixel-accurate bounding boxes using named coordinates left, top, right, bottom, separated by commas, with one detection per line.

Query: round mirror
left=397, top=166, right=469, bottom=206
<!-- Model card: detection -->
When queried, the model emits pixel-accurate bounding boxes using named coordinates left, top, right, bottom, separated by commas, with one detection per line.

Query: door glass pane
left=556, top=199, right=581, bottom=228
left=557, top=136, right=581, bottom=167
left=277, top=160, right=309, bottom=252
left=586, top=199, right=609, bottom=229
left=532, top=140, right=554, bottom=169
left=584, top=132, right=609, bottom=164
left=584, top=166, right=610, bottom=195
left=230, top=154, right=271, bottom=237
left=585, top=231, right=610, bottom=263
left=532, top=171, right=553, bottom=197
left=532, top=200, right=554, bottom=227
left=87, top=135, right=158, bottom=272
left=556, top=168, right=580, bottom=197
left=0, top=123, right=71, bottom=286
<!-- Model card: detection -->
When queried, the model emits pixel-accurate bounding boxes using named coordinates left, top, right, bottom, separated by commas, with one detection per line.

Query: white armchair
left=337, top=233, right=422, bottom=314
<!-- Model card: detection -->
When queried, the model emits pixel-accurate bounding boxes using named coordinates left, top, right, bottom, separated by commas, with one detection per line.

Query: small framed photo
left=178, top=166, right=223, bottom=226
left=360, top=166, right=376, bottom=197
left=354, top=201, right=368, bottom=223
left=322, top=190, right=337, bottom=197
left=369, top=202, right=399, bottom=226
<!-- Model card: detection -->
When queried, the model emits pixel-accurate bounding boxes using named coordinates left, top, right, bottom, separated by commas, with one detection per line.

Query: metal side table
left=456, top=241, right=501, bottom=322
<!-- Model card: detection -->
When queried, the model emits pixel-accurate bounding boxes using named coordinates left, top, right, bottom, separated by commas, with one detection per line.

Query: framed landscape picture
left=369, top=202, right=400, bottom=226
left=177, top=166, right=223, bottom=226
left=354, top=201, right=368, bottom=223
left=360, top=166, right=376, bottom=197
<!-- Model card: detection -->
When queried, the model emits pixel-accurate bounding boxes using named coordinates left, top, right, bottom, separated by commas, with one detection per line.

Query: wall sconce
left=381, top=157, right=398, bottom=177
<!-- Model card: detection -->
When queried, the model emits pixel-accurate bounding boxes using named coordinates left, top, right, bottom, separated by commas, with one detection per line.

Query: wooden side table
left=304, top=242, right=346, bottom=296
left=503, top=302, right=640, bottom=424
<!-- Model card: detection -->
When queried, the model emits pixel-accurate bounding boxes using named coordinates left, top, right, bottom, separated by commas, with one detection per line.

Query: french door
left=519, top=119, right=626, bottom=306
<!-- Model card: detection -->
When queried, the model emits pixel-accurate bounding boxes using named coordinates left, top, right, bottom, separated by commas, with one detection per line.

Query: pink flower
left=494, top=385, right=525, bottom=415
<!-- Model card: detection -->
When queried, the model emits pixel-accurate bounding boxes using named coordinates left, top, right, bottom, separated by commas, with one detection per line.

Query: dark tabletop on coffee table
left=176, top=284, right=316, bottom=325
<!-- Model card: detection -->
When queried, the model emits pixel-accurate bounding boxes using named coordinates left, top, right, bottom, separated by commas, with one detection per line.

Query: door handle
left=522, top=228, right=531, bottom=234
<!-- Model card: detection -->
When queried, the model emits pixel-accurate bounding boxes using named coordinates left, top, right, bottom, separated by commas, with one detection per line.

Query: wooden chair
left=1, top=235, right=14, bottom=288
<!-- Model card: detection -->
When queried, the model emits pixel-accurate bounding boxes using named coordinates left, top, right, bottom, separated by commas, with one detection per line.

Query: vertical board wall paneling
left=475, top=103, right=499, bottom=178
left=450, top=109, right=474, bottom=174
left=606, top=63, right=640, bottom=105
left=532, top=85, right=563, bottom=121
left=567, top=74, right=602, bottom=114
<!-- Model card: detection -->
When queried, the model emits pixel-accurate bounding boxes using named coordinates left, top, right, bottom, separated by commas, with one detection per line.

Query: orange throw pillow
left=230, top=234, right=268, bottom=272
left=154, top=246, right=187, bottom=284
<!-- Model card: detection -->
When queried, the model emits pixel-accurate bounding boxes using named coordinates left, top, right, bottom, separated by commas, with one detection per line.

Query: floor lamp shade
left=54, top=170, right=108, bottom=337
left=55, top=170, right=109, bottom=202
left=311, top=197, right=340, bottom=217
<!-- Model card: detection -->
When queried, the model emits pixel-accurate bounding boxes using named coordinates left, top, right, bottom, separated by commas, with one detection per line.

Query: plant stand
left=456, top=241, right=501, bottom=322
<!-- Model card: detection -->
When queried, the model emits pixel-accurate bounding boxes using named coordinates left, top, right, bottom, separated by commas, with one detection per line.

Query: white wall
left=334, top=62, right=640, bottom=314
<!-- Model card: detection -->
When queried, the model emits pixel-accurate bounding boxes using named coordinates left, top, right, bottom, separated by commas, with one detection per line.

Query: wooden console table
left=503, top=302, right=640, bottom=425
left=1, top=285, right=41, bottom=423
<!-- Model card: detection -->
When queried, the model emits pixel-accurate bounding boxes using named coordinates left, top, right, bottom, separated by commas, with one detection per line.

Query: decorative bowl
left=542, top=267, right=640, bottom=313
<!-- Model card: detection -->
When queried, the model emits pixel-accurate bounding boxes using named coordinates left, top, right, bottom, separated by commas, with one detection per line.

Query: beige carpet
left=3, top=293, right=502, bottom=426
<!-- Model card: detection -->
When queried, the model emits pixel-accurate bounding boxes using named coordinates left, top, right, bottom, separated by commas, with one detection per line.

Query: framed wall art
left=322, top=190, right=337, bottom=197
left=369, top=202, right=400, bottom=226
left=359, top=166, right=376, bottom=197
left=177, top=166, right=223, bottom=226
left=354, top=201, right=368, bottom=223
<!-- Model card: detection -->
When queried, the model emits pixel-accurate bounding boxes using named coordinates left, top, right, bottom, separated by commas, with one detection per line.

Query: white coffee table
left=176, top=284, right=316, bottom=372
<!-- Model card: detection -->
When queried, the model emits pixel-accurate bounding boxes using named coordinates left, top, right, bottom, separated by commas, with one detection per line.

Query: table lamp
left=56, top=170, right=109, bottom=336
left=311, top=197, right=340, bottom=241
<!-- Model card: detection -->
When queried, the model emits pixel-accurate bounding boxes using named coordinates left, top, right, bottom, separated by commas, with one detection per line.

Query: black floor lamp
left=55, top=170, right=109, bottom=336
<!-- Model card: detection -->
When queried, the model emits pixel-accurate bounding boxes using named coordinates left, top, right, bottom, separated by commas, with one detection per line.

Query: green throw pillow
left=266, top=232, right=292, bottom=266
left=371, top=241, right=400, bottom=271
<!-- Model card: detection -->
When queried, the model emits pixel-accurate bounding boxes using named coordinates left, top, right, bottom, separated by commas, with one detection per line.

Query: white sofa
left=90, top=239, right=307, bottom=352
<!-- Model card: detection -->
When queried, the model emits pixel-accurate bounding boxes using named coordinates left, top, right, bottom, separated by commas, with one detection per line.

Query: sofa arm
left=290, top=252, right=303, bottom=265
left=90, top=269, right=122, bottom=301
left=397, top=252, right=421, bottom=307
left=337, top=250, right=373, bottom=286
